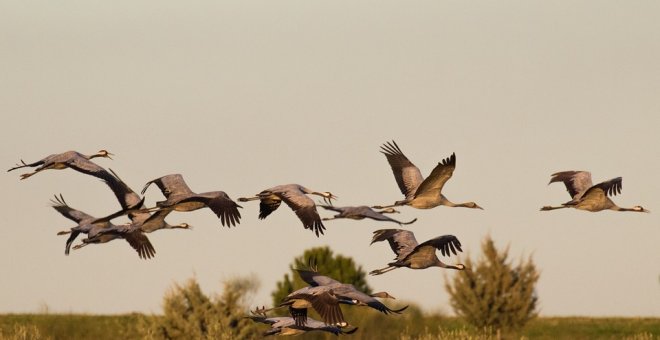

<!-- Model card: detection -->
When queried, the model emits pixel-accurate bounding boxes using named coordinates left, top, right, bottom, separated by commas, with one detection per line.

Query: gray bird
left=277, top=268, right=407, bottom=327
left=541, top=171, right=649, bottom=213
left=94, top=169, right=191, bottom=233
left=248, top=308, right=358, bottom=336
left=238, top=184, right=337, bottom=237
left=141, top=174, right=241, bottom=227
left=8, top=150, right=113, bottom=180
left=373, top=141, right=483, bottom=210
left=369, top=229, right=465, bottom=275
left=52, top=194, right=155, bottom=259
left=319, top=205, right=417, bottom=225
left=73, top=169, right=190, bottom=253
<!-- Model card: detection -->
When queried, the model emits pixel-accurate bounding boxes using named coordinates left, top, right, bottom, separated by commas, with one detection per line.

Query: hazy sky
left=2, top=1, right=659, bottom=317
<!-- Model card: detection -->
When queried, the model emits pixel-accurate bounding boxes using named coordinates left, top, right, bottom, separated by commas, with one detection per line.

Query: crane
left=8, top=150, right=113, bottom=180
left=373, top=141, right=482, bottom=210
left=141, top=174, right=242, bottom=227
left=238, top=184, right=337, bottom=236
left=541, top=171, right=649, bottom=212
left=369, top=229, right=465, bottom=275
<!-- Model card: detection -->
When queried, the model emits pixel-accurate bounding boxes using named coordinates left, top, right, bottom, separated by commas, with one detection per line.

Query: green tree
left=445, top=235, right=540, bottom=332
left=271, top=246, right=371, bottom=307
left=141, top=275, right=261, bottom=340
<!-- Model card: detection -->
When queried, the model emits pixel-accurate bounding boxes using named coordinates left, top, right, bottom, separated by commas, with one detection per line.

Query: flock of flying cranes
left=7, top=140, right=649, bottom=336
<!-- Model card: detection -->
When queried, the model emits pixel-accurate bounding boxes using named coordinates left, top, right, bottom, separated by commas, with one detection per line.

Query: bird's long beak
left=106, top=152, right=114, bottom=160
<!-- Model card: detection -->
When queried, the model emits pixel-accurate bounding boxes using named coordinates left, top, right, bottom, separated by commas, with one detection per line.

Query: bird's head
left=95, top=149, right=114, bottom=160
left=633, top=206, right=650, bottom=213
left=466, top=202, right=483, bottom=210
left=176, top=223, right=192, bottom=229
left=455, top=264, right=467, bottom=270
left=370, top=291, right=396, bottom=300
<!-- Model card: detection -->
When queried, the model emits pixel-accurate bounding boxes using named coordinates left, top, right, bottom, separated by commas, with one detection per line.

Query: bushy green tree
left=445, top=235, right=539, bottom=332
left=271, top=246, right=371, bottom=307
left=142, top=276, right=261, bottom=340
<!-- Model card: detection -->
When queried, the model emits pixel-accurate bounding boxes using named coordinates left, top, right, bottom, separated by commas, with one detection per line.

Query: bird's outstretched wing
left=415, top=234, right=463, bottom=257
left=549, top=171, right=593, bottom=199
left=295, top=269, right=341, bottom=287
left=141, top=174, right=194, bottom=198
left=307, top=290, right=344, bottom=327
left=102, top=168, right=145, bottom=210
left=50, top=194, right=94, bottom=223
left=365, top=299, right=408, bottom=315
left=371, top=229, right=419, bottom=261
left=179, top=192, right=242, bottom=227
left=581, top=177, right=623, bottom=199
left=64, top=230, right=82, bottom=255
left=123, top=230, right=156, bottom=259
left=67, top=157, right=115, bottom=182
left=207, top=194, right=242, bottom=227
left=413, top=153, right=456, bottom=200
left=380, top=141, right=424, bottom=200
left=280, top=193, right=325, bottom=237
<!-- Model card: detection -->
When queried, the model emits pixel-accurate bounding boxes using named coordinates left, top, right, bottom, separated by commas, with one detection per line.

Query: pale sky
left=1, top=1, right=659, bottom=317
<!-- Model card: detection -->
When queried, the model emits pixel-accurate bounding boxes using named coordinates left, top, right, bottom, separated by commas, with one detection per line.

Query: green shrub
left=445, top=235, right=539, bottom=332
left=139, top=275, right=261, bottom=340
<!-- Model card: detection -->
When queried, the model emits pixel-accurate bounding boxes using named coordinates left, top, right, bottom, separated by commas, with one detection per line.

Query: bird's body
left=374, top=141, right=482, bottom=211
left=278, top=267, right=406, bottom=327
left=541, top=171, right=649, bottom=213
left=319, top=205, right=417, bottom=225
left=141, top=174, right=241, bottom=227
left=51, top=195, right=155, bottom=259
left=8, top=150, right=113, bottom=180
left=369, top=229, right=465, bottom=275
left=238, top=184, right=337, bottom=236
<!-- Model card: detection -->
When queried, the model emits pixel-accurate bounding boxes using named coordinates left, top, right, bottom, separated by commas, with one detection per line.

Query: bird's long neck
left=298, top=185, right=313, bottom=194
left=436, top=259, right=463, bottom=270
left=611, top=206, right=641, bottom=212
left=443, top=198, right=472, bottom=208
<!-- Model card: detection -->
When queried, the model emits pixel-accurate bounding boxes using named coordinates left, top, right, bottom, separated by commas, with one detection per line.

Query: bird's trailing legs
left=237, top=196, right=260, bottom=202
left=251, top=305, right=286, bottom=315
left=19, top=171, right=39, bottom=180
left=371, top=200, right=407, bottom=210
left=540, top=205, right=569, bottom=211
left=250, top=306, right=270, bottom=316
left=369, top=266, right=398, bottom=276
left=72, top=242, right=88, bottom=250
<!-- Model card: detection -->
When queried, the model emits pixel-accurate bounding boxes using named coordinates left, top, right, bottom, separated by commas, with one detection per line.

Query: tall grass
left=1, top=314, right=658, bottom=339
